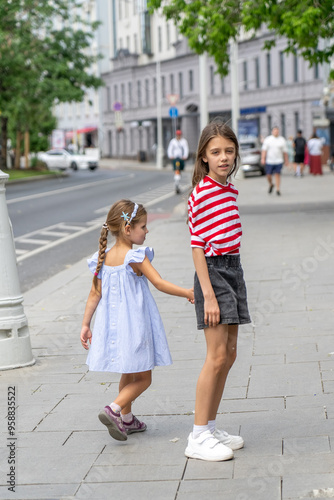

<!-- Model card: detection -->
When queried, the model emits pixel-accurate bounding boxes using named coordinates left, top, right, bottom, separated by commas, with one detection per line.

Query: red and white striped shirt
left=188, top=175, right=242, bottom=256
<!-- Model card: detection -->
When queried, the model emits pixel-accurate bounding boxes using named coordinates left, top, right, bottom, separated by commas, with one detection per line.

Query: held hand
left=204, top=297, right=220, bottom=327
left=80, top=326, right=92, bottom=350
left=187, top=288, right=195, bottom=304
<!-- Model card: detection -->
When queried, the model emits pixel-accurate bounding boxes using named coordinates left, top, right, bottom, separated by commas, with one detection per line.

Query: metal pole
left=230, top=39, right=240, bottom=136
left=0, top=170, right=34, bottom=370
left=156, top=59, right=163, bottom=169
left=199, top=53, right=209, bottom=131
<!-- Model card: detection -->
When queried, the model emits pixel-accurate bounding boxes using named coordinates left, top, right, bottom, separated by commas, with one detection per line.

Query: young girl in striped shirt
left=186, top=121, right=251, bottom=462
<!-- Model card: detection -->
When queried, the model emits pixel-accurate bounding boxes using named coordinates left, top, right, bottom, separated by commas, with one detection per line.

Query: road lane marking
left=7, top=173, right=135, bottom=205
left=15, top=181, right=191, bottom=262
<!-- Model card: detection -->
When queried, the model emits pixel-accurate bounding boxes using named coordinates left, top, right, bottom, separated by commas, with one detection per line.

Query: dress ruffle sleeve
left=87, top=249, right=110, bottom=279
left=125, top=246, right=154, bottom=272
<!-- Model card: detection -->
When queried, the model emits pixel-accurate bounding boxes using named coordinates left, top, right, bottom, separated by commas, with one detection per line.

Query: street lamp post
left=156, top=59, right=164, bottom=169
left=199, top=53, right=209, bottom=130
left=230, top=38, right=240, bottom=135
left=0, top=170, right=34, bottom=370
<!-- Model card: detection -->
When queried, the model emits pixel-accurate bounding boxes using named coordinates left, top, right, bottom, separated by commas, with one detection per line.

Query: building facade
left=54, top=0, right=100, bottom=152
left=55, top=1, right=330, bottom=161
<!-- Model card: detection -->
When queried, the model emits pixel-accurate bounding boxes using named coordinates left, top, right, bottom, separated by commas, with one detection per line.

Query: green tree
left=148, top=0, right=334, bottom=76
left=0, top=0, right=103, bottom=169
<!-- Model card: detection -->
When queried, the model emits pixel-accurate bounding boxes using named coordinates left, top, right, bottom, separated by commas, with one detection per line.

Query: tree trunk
left=24, top=129, right=30, bottom=168
left=0, top=116, right=8, bottom=170
left=15, top=130, right=22, bottom=169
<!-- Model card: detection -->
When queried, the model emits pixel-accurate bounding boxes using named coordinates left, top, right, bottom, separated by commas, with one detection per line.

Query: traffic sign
left=169, top=107, right=178, bottom=118
left=167, top=94, right=179, bottom=106
left=113, top=102, right=123, bottom=111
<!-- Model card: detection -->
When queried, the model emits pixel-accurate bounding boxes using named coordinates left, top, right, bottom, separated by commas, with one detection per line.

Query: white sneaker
left=214, top=429, right=244, bottom=450
left=185, top=430, right=234, bottom=461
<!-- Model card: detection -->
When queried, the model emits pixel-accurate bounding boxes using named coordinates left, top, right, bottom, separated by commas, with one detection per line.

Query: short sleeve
left=87, top=249, right=110, bottom=278
left=125, top=246, right=154, bottom=271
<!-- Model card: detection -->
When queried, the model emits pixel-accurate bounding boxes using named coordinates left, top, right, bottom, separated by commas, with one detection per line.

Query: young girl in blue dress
left=186, top=121, right=251, bottom=462
left=80, top=199, right=194, bottom=442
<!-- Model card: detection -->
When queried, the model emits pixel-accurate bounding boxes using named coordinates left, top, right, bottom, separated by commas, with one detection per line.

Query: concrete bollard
left=0, top=170, right=35, bottom=370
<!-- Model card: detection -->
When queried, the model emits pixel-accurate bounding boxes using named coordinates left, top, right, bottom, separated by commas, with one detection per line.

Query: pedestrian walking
left=307, top=133, right=323, bottom=175
left=293, top=130, right=306, bottom=177
left=287, top=136, right=295, bottom=168
left=261, top=126, right=288, bottom=195
left=80, top=199, right=194, bottom=442
left=186, top=121, right=251, bottom=462
left=167, top=129, right=189, bottom=194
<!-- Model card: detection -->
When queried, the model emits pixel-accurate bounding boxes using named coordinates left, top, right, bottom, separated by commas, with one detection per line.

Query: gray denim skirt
left=194, top=254, right=251, bottom=329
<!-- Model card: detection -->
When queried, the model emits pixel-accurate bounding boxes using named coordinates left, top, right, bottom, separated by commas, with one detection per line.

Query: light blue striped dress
left=86, top=246, right=172, bottom=373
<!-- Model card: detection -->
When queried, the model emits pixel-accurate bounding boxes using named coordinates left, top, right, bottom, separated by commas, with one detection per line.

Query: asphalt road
left=6, top=168, right=191, bottom=292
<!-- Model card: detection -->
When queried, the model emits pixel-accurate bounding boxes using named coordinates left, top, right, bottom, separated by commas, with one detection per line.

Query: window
left=167, top=23, right=170, bottom=49
left=145, top=79, right=149, bottom=106
left=279, top=51, right=284, bottom=84
left=141, top=10, right=152, bottom=54
left=114, top=84, right=118, bottom=103
left=243, top=61, right=248, bottom=90
left=137, top=81, right=141, bottom=107
left=294, top=55, right=298, bottom=82
left=267, top=114, right=272, bottom=134
left=210, top=65, right=215, bottom=95
left=221, top=78, right=225, bottom=94
left=119, top=38, right=123, bottom=50
left=106, top=86, right=111, bottom=111
left=128, top=82, right=132, bottom=108
left=158, top=26, right=162, bottom=52
left=126, top=36, right=130, bottom=50
left=281, top=113, right=286, bottom=138
left=255, top=57, right=260, bottom=88
left=118, top=0, right=122, bottom=20
left=153, top=77, right=157, bottom=104
left=133, top=0, right=137, bottom=15
left=170, top=73, right=174, bottom=93
left=179, top=72, right=183, bottom=99
left=134, top=34, right=138, bottom=53
left=294, top=111, right=299, bottom=132
left=161, top=75, right=166, bottom=98
left=314, top=63, right=319, bottom=79
left=266, top=53, right=271, bottom=87
left=121, top=83, right=125, bottom=108
left=189, top=70, right=194, bottom=91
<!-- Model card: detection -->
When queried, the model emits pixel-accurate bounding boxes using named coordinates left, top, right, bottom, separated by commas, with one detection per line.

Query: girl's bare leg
left=119, top=374, right=134, bottom=415
left=114, top=370, right=152, bottom=412
left=209, top=325, right=238, bottom=420
left=194, top=324, right=228, bottom=425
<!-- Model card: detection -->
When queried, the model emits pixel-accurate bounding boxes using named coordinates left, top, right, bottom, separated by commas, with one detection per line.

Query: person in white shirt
left=167, top=129, right=189, bottom=194
left=261, top=126, right=288, bottom=196
left=307, top=133, right=323, bottom=175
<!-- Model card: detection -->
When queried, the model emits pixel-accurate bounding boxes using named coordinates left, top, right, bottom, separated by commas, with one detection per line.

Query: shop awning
left=65, top=127, right=97, bottom=138
left=76, top=126, right=98, bottom=134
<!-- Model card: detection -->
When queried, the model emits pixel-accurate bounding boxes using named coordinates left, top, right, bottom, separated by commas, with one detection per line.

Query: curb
left=6, top=172, right=69, bottom=185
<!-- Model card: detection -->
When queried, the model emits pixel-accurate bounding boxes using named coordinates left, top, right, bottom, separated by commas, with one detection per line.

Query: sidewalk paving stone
left=1, top=168, right=334, bottom=499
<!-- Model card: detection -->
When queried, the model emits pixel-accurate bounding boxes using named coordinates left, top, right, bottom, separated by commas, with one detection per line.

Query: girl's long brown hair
left=93, top=199, right=147, bottom=290
left=192, top=120, right=240, bottom=188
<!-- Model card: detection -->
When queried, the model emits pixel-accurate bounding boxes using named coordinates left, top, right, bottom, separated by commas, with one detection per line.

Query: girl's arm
left=132, top=257, right=194, bottom=302
left=192, top=247, right=220, bottom=327
left=80, top=280, right=102, bottom=350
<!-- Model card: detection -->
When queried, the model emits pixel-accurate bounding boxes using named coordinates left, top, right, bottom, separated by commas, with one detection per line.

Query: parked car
left=239, top=136, right=264, bottom=176
left=37, top=149, right=98, bottom=171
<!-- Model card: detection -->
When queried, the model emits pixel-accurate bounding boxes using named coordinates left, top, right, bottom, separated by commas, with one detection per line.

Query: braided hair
left=93, top=199, right=147, bottom=290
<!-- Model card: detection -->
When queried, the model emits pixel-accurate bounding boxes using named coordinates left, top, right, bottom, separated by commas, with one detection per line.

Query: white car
left=37, top=149, right=98, bottom=171
left=239, top=136, right=265, bottom=176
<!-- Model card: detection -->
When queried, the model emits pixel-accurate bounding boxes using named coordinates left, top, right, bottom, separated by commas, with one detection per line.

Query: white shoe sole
left=185, top=447, right=234, bottom=462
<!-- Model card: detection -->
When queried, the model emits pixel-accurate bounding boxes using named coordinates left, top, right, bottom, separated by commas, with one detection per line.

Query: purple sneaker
left=98, top=406, right=127, bottom=441
left=122, top=415, right=147, bottom=435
